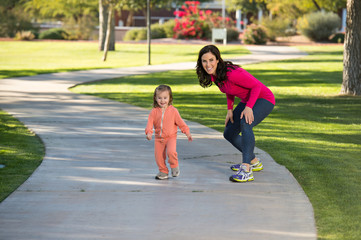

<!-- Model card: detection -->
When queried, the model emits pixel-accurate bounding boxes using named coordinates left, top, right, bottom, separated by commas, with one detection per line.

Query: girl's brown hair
left=153, top=85, right=173, bottom=108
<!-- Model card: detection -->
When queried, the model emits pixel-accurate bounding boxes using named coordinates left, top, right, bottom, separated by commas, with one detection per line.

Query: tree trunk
left=341, top=0, right=361, bottom=95
left=102, top=4, right=114, bottom=61
left=99, top=0, right=115, bottom=51
left=311, top=0, right=321, bottom=11
left=99, top=0, right=105, bottom=50
left=126, top=10, right=134, bottom=26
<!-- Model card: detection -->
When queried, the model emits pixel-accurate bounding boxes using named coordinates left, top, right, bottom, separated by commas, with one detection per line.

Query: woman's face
left=201, top=51, right=219, bottom=76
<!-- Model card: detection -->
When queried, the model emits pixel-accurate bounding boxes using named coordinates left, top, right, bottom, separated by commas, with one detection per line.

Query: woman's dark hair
left=196, top=45, right=239, bottom=88
left=153, top=84, right=173, bottom=108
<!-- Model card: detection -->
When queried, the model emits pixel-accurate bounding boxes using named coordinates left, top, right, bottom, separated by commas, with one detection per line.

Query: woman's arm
left=230, top=68, right=262, bottom=109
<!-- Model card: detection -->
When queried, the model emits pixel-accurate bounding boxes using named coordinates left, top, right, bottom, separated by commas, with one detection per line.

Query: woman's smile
left=201, top=52, right=219, bottom=76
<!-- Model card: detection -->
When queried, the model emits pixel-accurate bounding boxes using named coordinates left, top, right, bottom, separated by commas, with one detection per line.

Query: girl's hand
left=241, top=106, right=254, bottom=124
left=187, top=133, right=193, bottom=142
left=146, top=133, right=152, bottom=140
left=225, top=109, right=234, bottom=126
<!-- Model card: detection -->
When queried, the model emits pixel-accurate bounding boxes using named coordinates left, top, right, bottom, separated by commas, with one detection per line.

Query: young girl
left=196, top=45, right=275, bottom=183
left=145, top=85, right=193, bottom=180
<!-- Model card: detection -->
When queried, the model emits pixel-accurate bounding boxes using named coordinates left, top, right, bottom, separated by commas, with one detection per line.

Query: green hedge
left=298, top=11, right=341, bottom=42
left=123, top=23, right=167, bottom=41
left=124, top=20, right=239, bottom=42
left=39, top=28, right=69, bottom=40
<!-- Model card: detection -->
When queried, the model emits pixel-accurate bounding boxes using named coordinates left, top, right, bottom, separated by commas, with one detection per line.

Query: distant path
left=0, top=45, right=315, bottom=240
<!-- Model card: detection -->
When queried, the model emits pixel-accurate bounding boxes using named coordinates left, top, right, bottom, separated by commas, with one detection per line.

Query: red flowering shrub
left=173, top=1, right=236, bottom=40
left=243, top=24, right=268, bottom=45
left=173, top=1, right=206, bottom=39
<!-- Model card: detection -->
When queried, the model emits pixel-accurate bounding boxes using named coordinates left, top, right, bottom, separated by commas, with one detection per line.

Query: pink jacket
left=211, top=67, right=275, bottom=109
left=145, top=105, right=190, bottom=139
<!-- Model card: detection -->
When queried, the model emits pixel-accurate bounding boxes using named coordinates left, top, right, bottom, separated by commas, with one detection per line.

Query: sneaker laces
left=236, top=165, right=249, bottom=175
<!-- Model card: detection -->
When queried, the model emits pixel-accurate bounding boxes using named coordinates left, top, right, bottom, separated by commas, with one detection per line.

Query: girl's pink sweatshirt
left=145, top=105, right=190, bottom=139
left=211, top=67, right=275, bottom=109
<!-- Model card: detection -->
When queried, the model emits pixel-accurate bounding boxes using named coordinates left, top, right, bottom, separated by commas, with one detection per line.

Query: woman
left=196, top=45, right=275, bottom=183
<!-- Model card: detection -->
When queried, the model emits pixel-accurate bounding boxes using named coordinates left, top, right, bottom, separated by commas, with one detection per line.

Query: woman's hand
left=241, top=106, right=254, bottom=124
left=225, top=109, right=234, bottom=126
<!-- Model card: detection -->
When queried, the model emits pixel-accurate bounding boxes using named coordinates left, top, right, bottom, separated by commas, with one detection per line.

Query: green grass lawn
left=0, top=110, right=45, bottom=202
left=71, top=45, right=361, bottom=240
left=0, top=40, right=249, bottom=79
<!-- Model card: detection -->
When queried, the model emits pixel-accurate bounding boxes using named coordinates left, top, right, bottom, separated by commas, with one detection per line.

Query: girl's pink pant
left=154, top=137, right=178, bottom=174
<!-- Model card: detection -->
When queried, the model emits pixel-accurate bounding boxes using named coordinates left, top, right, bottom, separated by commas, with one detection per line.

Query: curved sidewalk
left=0, top=45, right=316, bottom=240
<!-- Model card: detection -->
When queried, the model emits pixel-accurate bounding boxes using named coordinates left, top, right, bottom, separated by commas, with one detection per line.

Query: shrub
left=227, top=27, right=240, bottom=42
left=123, top=28, right=139, bottom=41
left=14, top=31, right=35, bottom=41
left=298, top=11, right=341, bottom=41
left=151, top=24, right=166, bottom=39
left=262, top=17, right=292, bottom=41
left=124, top=25, right=167, bottom=41
left=243, top=24, right=268, bottom=45
left=329, top=32, right=345, bottom=43
left=39, top=28, right=69, bottom=40
left=135, top=28, right=147, bottom=41
left=162, top=19, right=176, bottom=38
left=173, top=1, right=236, bottom=40
left=123, top=28, right=147, bottom=41
left=173, top=1, right=208, bottom=39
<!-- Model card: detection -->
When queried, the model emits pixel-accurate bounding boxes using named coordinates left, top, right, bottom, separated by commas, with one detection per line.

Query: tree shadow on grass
left=249, top=69, right=343, bottom=86
left=79, top=70, right=199, bottom=87
left=273, top=94, right=361, bottom=125
left=80, top=67, right=343, bottom=88
left=304, top=50, right=344, bottom=56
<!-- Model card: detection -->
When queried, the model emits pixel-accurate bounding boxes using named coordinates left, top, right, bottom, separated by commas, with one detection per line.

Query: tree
left=100, top=0, right=183, bottom=60
left=264, top=0, right=310, bottom=19
left=24, top=0, right=98, bottom=40
left=341, top=0, right=361, bottom=95
left=99, top=0, right=115, bottom=52
left=227, top=0, right=267, bottom=15
left=99, top=0, right=173, bottom=58
left=309, top=0, right=346, bottom=12
left=0, top=0, right=34, bottom=37
left=231, top=0, right=347, bottom=18
left=100, top=0, right=121, bottom=61
left=120, top=0, right=187, bottom=26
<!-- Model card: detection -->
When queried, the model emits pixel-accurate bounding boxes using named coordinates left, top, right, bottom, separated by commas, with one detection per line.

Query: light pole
left=222, top=0, right=225, bottom=27
left=147, top=0, right=151, bottom=65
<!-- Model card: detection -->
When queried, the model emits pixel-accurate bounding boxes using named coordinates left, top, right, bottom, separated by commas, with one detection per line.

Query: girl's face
left=201, top=51, right=219, bottom=76
left=156, top=90, right=170, bottom=109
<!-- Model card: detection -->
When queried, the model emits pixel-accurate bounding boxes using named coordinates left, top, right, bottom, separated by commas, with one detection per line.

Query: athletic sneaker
left=230, top=159, right=263, bottom=172
left=155, top=172, right=169, bottom=180
left=171, top=166, right=180, bottom=177
left=229, top=165, right=254, bottom=183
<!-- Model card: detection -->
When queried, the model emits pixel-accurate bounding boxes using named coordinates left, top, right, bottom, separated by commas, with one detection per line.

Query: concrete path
left=0, top=45, right=315, bottom=240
